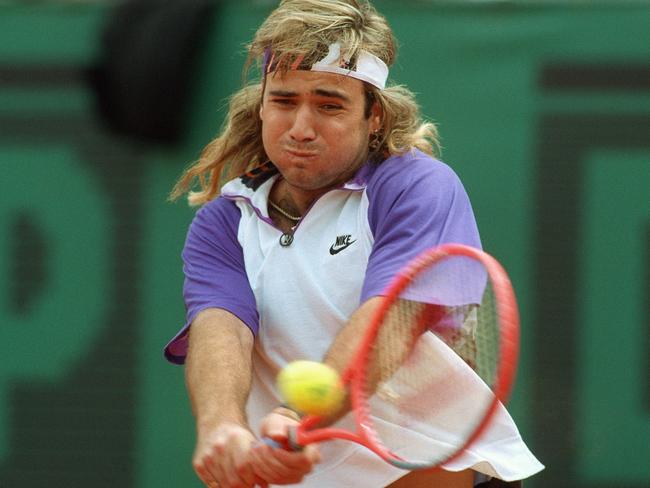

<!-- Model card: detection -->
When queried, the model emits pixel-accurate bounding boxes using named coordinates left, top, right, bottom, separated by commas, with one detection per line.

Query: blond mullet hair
left=171, top=0, right=439, bottom=205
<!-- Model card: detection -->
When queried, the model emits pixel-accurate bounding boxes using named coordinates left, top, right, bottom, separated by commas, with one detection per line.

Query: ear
left=369, top=101, right=382, bottom=134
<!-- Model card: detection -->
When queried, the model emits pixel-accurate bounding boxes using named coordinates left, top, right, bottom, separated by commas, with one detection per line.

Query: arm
left=185, top=308, right=264, bottom=488
left=321, top=296, right=399, bottom=422
left=323, top=297, right=382, bottom=375
left=325, top=298, right=442, bottom=417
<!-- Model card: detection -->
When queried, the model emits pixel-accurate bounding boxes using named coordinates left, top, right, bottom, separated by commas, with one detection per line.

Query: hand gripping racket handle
left=261, top=426, right=303, bottom=451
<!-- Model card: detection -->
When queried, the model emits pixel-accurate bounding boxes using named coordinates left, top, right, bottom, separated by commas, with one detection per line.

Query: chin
left=282, top=172, right=328, bottom=191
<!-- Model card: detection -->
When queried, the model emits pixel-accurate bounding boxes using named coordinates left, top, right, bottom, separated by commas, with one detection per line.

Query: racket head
left=345, top=244, right=519, bottom=469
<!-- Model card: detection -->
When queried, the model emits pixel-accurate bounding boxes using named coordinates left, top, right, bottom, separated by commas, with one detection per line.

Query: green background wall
left=1, top=1, right=649, bottom=486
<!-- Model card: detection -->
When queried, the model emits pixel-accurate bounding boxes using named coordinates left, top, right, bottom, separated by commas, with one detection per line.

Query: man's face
left=260, top=70, right=380, bottom=193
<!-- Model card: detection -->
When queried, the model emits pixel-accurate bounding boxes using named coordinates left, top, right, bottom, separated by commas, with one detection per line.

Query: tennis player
left=164, top=1, right=543, bottom=486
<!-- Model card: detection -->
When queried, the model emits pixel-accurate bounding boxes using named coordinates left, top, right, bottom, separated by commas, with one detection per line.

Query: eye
left=270, top=98, right=294, bottom=106
left=321, top=103, right=343, bottom=111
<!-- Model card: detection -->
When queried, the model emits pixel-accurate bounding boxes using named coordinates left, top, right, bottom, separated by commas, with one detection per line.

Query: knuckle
left=193, top=460, right=207, bottom=475
left=210, top=442, right=225, bottom=458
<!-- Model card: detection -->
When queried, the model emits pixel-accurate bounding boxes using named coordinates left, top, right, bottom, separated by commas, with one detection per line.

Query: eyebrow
left=313, top=88, right=351, bottom=103
left=267, top=88, right=351, bottom=103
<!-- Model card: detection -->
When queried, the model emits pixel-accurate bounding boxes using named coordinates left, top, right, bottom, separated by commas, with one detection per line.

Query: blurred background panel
left=1, top=1, right=649, bottom=487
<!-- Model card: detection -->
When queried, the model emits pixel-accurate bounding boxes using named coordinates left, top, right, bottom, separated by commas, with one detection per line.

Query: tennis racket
left=274, top=243, right=519, bottom=471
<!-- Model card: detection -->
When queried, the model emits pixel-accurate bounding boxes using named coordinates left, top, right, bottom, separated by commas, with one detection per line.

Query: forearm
left=322, top=296, right=424, bottom=421
left=323, top=297, right=382, bottom=373
left=185, top=308, right=255, bottom=430
left=318, top=297, right=382, bottom=420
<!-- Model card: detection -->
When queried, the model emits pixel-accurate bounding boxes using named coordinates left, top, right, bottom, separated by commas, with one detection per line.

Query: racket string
left=362, top=256, right=502, bottom=465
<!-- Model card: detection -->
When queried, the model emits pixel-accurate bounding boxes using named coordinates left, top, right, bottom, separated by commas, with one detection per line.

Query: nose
left=288, top=105, right=317, bottom=142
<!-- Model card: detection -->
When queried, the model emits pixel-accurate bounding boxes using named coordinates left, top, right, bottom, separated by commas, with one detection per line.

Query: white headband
left=310, top=42, right=388, bottom=90
left=265, top=42, right=389, bottom=90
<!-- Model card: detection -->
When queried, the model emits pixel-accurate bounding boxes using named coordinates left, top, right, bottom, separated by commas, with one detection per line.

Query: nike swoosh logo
left=329, top=239, right=357, bottom=255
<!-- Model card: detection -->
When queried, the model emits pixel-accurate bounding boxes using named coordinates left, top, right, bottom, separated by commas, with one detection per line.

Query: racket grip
left=262, top=437, right=291, bottom=450
left=261, top=427, right=303, bottom=451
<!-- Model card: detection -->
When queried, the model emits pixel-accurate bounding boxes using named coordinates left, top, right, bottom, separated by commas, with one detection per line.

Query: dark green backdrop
left=1, top=1, right=649, bottom=486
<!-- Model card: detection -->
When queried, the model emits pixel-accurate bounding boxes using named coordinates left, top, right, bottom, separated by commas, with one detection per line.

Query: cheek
left=326, top=117, right=364, bottom=141
left=331, top=122, right=370, bottom=152
left=261, top=121, right=281, bottom=152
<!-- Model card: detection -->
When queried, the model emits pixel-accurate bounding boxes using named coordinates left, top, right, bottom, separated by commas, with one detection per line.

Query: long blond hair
left=171, top=0, right=438, bottom=205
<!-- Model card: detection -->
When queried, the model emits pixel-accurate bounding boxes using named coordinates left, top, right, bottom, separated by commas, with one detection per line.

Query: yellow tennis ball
left=277, top=360, right=344, bottom=416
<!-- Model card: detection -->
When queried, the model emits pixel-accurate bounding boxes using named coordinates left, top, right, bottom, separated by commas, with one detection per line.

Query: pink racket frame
left=292, top=244, right=520, bottom=470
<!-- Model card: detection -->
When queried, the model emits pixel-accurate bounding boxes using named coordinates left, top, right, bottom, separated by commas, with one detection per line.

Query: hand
left=192, top=421, right=268, bottom=488
left=249, top=409, right=321, bottom=485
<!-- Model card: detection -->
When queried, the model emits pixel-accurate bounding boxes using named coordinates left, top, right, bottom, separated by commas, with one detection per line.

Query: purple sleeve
left=361, top=151, right=482, bottom=301
left=164, top=198, right=259, bottom=365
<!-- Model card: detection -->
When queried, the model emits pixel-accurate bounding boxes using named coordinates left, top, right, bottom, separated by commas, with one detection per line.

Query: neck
left=269, top=198, right=301, bottom=222
left=270, top=178, right=319, bottom=216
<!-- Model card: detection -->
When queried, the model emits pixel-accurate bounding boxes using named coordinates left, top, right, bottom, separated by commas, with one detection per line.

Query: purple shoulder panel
left=361, top=150, right=482, bottom=301
left=164, top=197, right=259, bottom=365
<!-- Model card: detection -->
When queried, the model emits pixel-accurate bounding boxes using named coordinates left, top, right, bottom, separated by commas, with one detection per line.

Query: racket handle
left=262, top=436, right=291, bottom=450
left=261, top=427, right=303, bottom=451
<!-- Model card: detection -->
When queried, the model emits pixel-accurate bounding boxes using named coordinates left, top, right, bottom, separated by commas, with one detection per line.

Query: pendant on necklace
left=279, top=232, right=294, bottom=247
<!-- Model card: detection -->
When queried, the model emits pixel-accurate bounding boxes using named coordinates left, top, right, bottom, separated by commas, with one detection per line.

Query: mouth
left=285, top=148, right=318, bottom=159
